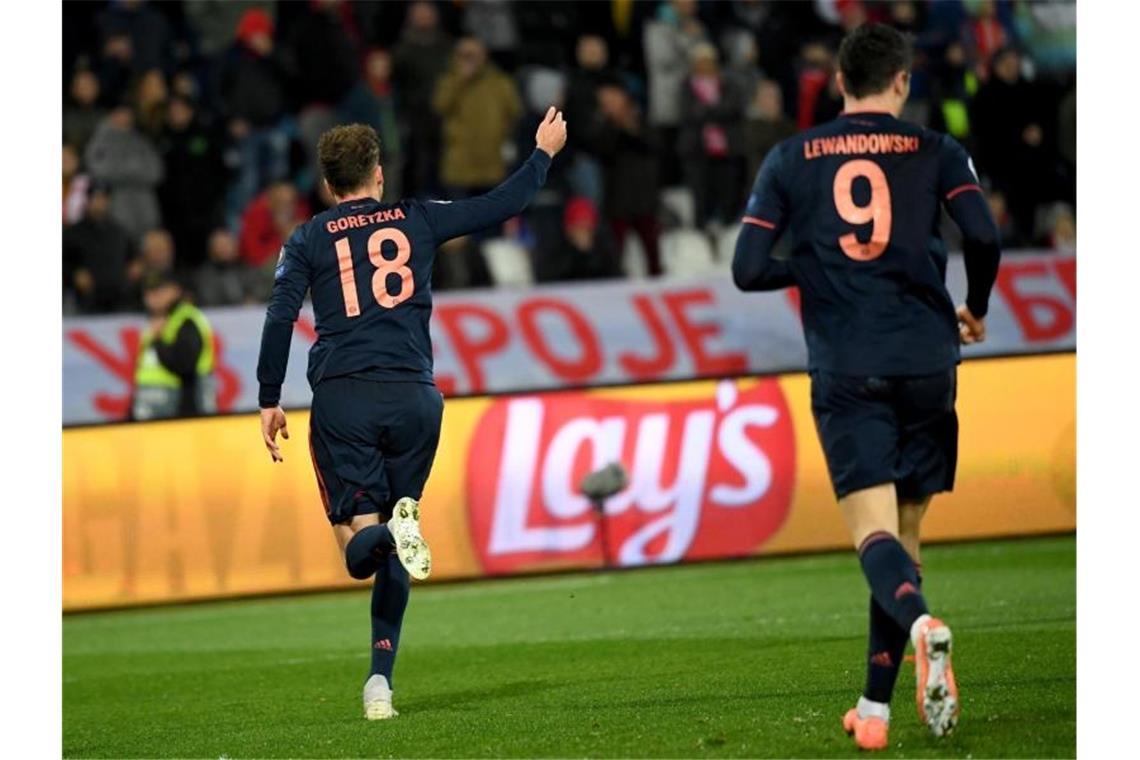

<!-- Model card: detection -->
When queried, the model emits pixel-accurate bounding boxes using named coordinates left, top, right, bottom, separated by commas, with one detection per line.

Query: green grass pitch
left=63, top=535, right=1075, bottom=758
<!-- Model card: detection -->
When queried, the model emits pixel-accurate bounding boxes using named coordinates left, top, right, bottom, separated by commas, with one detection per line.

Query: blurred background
left=63, top=0, right=1075, bottom=313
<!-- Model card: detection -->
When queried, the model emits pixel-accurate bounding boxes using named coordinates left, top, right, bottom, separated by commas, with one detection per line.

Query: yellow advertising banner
left=63, top=354, right=1075, bottom=611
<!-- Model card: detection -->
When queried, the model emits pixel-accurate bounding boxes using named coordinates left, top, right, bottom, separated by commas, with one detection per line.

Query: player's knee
left=346, top=561, right=374, bottom=581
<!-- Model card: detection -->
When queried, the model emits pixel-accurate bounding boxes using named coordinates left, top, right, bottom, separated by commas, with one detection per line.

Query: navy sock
left=345, top=524, right=393, bottom=580
left=858, top=532, right=929, bottom=635
left=864, top=595, right=910, bottom=703
left=369, top=551, right=410, bottom=687
left=863, top=558, right=924, bottom=704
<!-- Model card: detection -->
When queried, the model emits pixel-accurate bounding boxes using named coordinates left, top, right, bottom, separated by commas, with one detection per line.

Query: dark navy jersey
left=733, top=111, right=1000, bottom=377
left=256, top=149, right=552, bottom=407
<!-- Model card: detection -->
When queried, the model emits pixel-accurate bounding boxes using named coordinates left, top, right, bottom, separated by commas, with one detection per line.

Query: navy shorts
left=809, top=368, right=958, bottom=501
left=308, top=376, right=444, bottom=525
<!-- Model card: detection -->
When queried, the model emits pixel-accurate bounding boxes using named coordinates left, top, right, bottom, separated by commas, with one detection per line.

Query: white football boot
left=363, top=674, right=398, bottom=720
left=913, top=616, right=960, bottom=737
left=388, top=497, right=431, bottom=580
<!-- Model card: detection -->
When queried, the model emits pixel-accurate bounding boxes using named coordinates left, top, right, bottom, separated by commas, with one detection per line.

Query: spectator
left=721, top=28, right=763, bottom=105
left=132, top=270, right=218, bottom=421
left=565, top=35, right=621, bottom=145
left=184, top=1, right=276, bottom=59
left=643, top=0, right=709, bottom=181
left=886, top=1, right=924, bottom=36
left=134, top=69, right=168, bottom=140
left=63, top=184, right=134, bottom=314
left=678, top=43, right=748, bottom=230
left=393, top=0, right=453, bottom=197
left=563, top=35, right=621, bottom=204
left=95, top=0, right=172, bottom=75
left=594, top=85, right=663, bottom=278
left=462, top=0, right=520, bottom=70
left=238, top=181, right=309, bottom=269
left=95, top=30, right=136, bottom=109
left=744, top=79, right=796, bottom=193
left=158, top=96, right=228, bottom=269
left=966, top=0, right=1010, bottom=78
left=513, top=0, right=582, bottom=68
left=1013, top=0, right=1077, bottom=80
left=1044, top=203, right=1076, bottom=254
left=985, top=189, right=1025, bottom=249
left=169, top=69, right=200, bottom=102
left=63, top=143, right=90, bottom=226
left=544, top=197, right=620, bottom=282
left=138, top=228, right=177, bottom=279
left=195, top=229, right=262, bottom=306
left=63, top=69, right=105, bottom=154
left=971, top=46, right=1057, bottom=237
left=794, top=41, right=840, bottom=130
left=928, top=41, right=977, bottom=144
left=84, top=105, right=165, bottom=241
left=281, top=0, right=361, bottom=191
left=218, top=8, right=290, bottom=223
left=433, top=36, right=522, bottom=197
left=341, top=49, right=404, bottom=201
left=281, top=0, right=359, bottom=109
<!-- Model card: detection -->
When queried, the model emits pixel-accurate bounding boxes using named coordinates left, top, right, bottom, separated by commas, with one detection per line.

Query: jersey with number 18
left=267, top=198, right=441, bottom=391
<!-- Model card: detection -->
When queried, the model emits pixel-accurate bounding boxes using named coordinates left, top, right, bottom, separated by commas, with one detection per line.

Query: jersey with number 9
left=742, top=111, right=984, bottom=376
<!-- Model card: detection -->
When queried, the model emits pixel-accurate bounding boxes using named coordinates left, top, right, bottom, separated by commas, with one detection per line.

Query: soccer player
left=732, top=24, right=1000, bottom=750
left=255, top=109, right=567, bottom=720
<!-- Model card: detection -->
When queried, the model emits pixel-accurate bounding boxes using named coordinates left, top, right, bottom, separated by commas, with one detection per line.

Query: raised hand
left=535, top=106, right=567, bottom=158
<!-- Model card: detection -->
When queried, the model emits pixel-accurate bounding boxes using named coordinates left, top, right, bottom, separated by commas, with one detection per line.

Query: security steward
left=131, top=271, right=218, bottom=420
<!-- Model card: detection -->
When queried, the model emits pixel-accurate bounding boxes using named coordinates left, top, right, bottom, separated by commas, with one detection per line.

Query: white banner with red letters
left=62, top=250, right=1075, bottom=426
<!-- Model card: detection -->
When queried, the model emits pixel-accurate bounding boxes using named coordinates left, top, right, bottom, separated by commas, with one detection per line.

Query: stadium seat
left=621, top=232, right=650, bottom=279
left=660, top=186, right=697, bottom=229
left=660, top=229, right=718, bottom=278
left=481, top=238, right=535, bottom=287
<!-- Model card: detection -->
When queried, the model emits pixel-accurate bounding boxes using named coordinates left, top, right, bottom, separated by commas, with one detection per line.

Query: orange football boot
left=913, top=617, right=959, bottom=737
left=843, top=708, right=889, bottom=751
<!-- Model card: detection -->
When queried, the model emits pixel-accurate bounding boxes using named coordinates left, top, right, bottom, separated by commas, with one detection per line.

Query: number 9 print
left=832, top=159, right=892, bottom=262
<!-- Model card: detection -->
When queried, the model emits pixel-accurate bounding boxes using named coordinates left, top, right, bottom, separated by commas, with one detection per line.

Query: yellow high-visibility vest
left=133, top=301, right=216, bottom=419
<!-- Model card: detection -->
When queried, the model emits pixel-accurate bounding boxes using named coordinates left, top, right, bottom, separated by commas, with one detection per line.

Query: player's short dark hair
left=837, top=23, right=913, bottom=99
left=317, top=124, right=381, bottom=196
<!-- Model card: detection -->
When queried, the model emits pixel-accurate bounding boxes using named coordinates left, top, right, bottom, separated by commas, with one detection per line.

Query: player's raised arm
left=732, top=145, right=796, bottom=291
left=255, top=227, right=312, bottom=461
left=939, top=137, right=1001, bottom=344
left=419, top=107, right=567, bottom=244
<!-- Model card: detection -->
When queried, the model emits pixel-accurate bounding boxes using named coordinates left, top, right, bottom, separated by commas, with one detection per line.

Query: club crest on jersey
left=274, top=247, right=287, bottom=279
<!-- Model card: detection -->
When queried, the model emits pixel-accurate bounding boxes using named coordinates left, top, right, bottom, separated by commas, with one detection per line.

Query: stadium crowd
left=62, top=0, right=1076, bottom=315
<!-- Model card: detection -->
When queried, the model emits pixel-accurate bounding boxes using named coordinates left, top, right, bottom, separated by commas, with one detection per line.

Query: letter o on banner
left=517, top=298, right=603, bottom=383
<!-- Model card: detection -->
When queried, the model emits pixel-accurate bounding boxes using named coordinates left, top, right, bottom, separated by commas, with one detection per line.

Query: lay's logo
left=465, top=379, right=796, bottom=574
